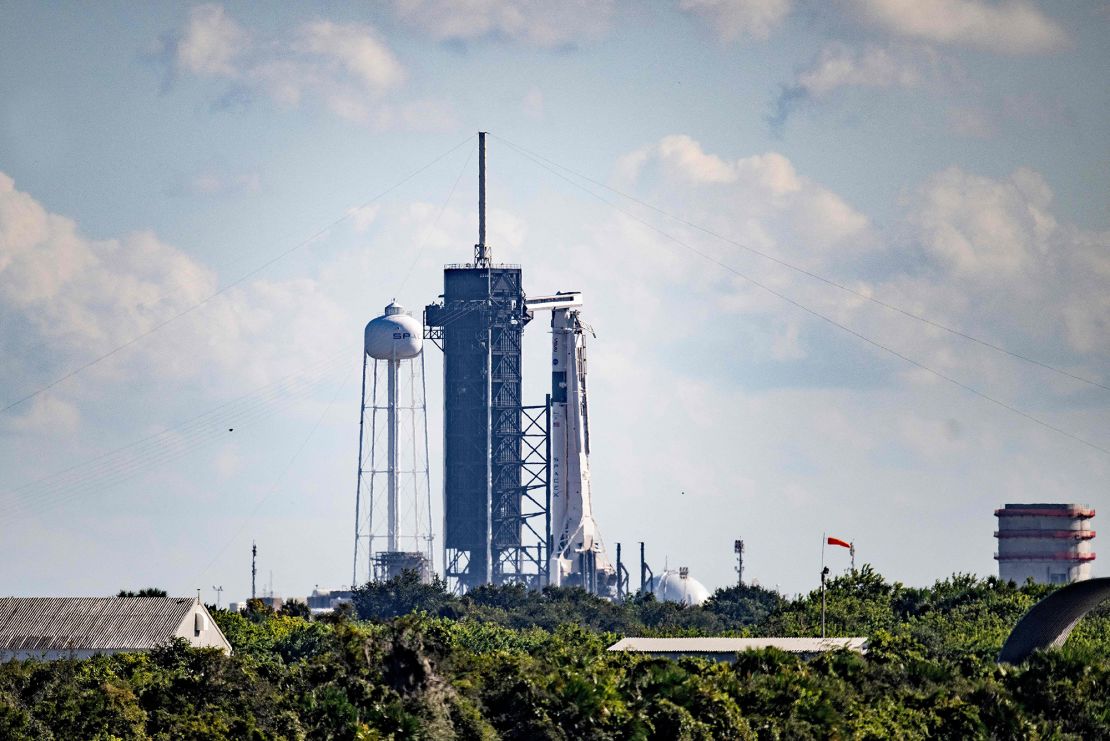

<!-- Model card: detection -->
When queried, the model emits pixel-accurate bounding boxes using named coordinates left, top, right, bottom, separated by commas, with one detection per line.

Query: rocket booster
left=547, top=305, right=612, bottom=586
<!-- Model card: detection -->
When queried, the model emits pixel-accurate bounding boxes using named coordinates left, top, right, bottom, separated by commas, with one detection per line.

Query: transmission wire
left=492, top=134, right=1108, bottom=394
left=188, top=355, right=359, bottom=587
left=500, top=140, right=1110, bottom=457
left=1, top=135, right=475, bottom=416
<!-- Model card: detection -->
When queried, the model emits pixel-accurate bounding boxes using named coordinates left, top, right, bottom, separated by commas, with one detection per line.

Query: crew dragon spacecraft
left=527, top=292, right=615, bottom=592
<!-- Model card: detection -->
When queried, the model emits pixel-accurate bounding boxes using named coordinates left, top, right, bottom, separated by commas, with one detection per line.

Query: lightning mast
left=424, top=133, right=534, bottom=592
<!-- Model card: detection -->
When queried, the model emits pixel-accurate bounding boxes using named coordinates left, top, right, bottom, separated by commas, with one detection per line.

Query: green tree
left=116, top=587, right=168, bottom=597
left=352, top=571, right=457, bottom=621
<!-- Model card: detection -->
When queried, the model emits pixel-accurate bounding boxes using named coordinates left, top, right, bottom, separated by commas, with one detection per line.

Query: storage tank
left=654, top=568, right=711, bottom=606
left=995, top=503, right=1096, bottom=584
left=364, top=302, right=422, bottom=360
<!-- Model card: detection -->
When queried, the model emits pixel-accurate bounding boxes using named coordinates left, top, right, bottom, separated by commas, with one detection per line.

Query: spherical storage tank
left=365, top=302, right=423, bottom=360
left=654, top=569, right=711, bottom=606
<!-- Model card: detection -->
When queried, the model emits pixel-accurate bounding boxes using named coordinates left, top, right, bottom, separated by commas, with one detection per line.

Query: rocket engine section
left=528, top=292, right=614, bottom=593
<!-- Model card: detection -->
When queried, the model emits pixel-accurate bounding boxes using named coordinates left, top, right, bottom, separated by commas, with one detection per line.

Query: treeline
left=0, top=568, right=1107, bottom=739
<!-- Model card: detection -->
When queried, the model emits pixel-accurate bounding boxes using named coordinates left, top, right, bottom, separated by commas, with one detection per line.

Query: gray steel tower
left=425, top=133, right=542, bottom=592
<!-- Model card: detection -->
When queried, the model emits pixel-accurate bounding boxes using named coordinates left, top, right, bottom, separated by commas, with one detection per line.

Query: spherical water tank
left=364, top=303, right=423, bottom=360
left=654, top=569, right=711, bottom=606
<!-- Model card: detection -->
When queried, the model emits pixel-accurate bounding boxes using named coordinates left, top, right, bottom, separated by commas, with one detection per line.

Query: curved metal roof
left=998, top=577, right=1110, bottom=664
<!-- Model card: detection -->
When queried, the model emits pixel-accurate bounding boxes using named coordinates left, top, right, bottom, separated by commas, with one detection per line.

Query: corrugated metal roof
left=608, top=637, right=868, bottom=654
left=0, top=597, right=195, bottom=652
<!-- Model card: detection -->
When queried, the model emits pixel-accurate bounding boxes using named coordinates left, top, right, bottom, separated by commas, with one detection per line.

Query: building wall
left=173, top=602, right=233, bottom=652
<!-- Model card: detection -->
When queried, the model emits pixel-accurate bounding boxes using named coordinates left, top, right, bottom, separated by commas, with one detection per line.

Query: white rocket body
left=545, top=303, right=612, bottom=587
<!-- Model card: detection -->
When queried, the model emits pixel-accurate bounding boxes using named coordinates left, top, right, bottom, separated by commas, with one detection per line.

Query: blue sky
left=1, top=0, right=1107, bottom=601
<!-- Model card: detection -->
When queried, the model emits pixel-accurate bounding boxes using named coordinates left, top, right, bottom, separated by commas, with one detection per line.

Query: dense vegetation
left=2, top=568, right=1108, bottom=739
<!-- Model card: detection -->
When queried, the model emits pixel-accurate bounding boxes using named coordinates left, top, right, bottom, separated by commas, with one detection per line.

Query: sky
left=1, top=0, right=1108, bottom=602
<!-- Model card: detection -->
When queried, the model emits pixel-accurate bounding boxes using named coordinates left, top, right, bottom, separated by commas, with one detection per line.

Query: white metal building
left=0, top=597, right=231, bottom=660
left=995, top=503, right=1096, bottom=584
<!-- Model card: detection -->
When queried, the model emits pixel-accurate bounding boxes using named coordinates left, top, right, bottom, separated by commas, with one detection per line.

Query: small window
left=195, top=612, right=208, bottom=634
left=1050, top=573, right=1068, bottom=584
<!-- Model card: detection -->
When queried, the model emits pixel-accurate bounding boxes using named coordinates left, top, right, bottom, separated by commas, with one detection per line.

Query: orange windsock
left=827, top=537, right=851, bottom=549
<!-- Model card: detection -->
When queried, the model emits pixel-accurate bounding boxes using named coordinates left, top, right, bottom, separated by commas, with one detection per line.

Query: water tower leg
left=388, top=357, right=398, bottom=552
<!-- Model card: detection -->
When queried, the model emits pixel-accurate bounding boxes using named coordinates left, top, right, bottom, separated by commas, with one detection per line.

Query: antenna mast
left=734, top=538, right=745, bottom=587
left=251, top=541, right=257, bottom=600
left=474, top=132, right=491, bottom=267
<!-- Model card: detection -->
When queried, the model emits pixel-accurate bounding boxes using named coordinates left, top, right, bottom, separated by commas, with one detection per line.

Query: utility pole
left=639, top=542, right=646, bottom=593
left=616, top=543, right=623, bottom=599
left=251, top=541, right=257, bottom=600
left=734, top=538, right=745, bottom=587
left=820, top=566, right=830, bottom=638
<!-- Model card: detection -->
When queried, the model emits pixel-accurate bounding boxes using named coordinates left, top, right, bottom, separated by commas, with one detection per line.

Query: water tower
left=353, top=302, right=434, bottom=584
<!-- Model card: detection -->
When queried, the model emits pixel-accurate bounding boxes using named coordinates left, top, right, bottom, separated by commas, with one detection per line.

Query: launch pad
left=359, top=133, right=614, bottom=595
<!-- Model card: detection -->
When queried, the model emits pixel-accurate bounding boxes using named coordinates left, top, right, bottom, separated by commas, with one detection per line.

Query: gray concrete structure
left=0, top=597, right=231, bottom=660
left=995, top=503, right=1095, bottom=584
left=608, top=637, right=868, bottom=662
left=998, top=577, right=1110, bottom=664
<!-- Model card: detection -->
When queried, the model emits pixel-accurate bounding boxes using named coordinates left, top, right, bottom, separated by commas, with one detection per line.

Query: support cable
left=189, top=357, right=358, bottom=586
left=0, top=352, right=350, bottom=519
left=500, top=139, right=1110, bottom=458
left=1, top=135, right=475, bottom=416
left=493, top=134, right=1108, bottom=394
left=397, top=146, right=474, bottom=293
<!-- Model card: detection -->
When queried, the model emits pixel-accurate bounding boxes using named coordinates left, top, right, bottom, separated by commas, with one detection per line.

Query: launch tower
left=425, top=133, right=540, bottom=591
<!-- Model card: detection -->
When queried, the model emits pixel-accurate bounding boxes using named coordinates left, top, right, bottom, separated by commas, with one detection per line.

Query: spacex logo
left=392, top=332, right=412, bottom=339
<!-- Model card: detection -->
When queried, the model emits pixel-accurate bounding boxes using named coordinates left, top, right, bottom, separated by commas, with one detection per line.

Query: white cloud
left=619, top=136, right=870, bottom=261
left=605, top=136, right=1108, bottom=411
left=678, top=0, right=792, bottom=41
left=849, top=0, right=1067, bottom=54
left=795, top=43, right=923, bottom=97
left=909, top=166, right=1055, bottom=277
left=390, top=0, right=617, bottom=47
left=176, top=4, right=246, bottom=76
left=904, top=166, right=1110, bottom=357
left=656, top=134, right=741, bottom=184
left=298, top=21, right=405, bottom=92
left=165, top=6, right=450, bottom=129
left=770, top=42, right=945, bottom=129
left=579, top=144, right=1109, bottom=578
left=0, top=172, right=350, bottom=431
left=246, top=21, right=405, bottom=120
